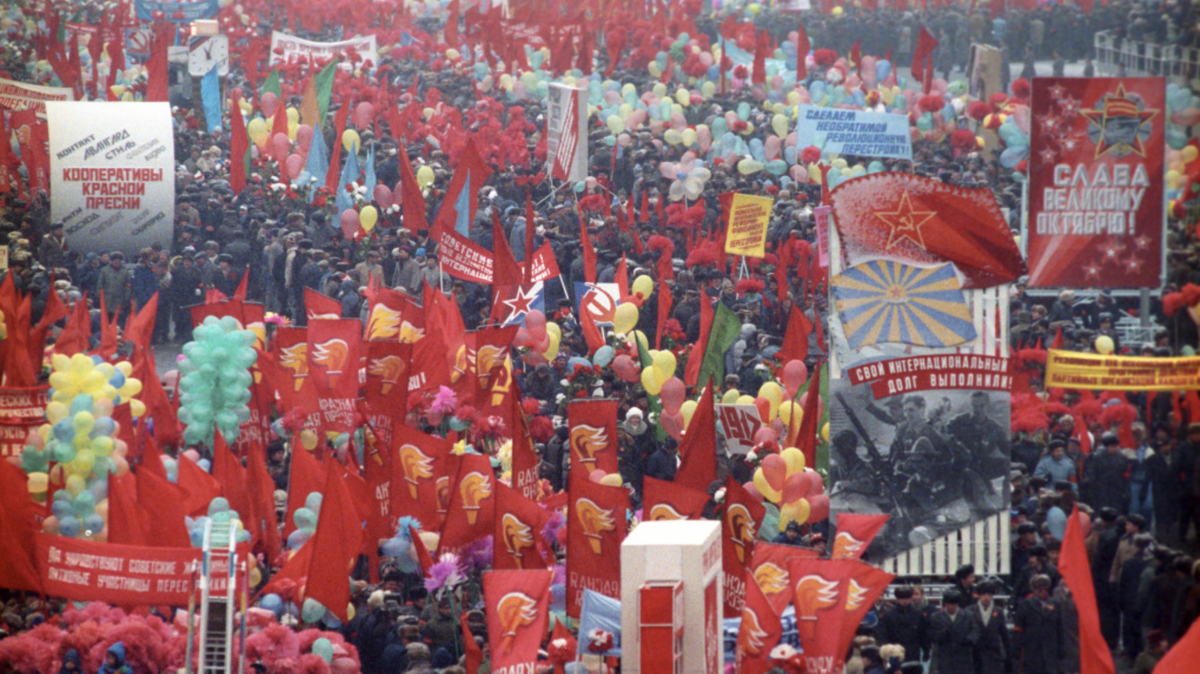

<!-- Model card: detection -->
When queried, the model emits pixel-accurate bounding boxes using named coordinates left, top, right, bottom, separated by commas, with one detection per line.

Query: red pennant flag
left=616, top=254, right=630, bottom=300
left=567, top=399, right=620, bottom=480
left=579, top=215, right=598, bottom=284
left=124, top=292, right=158, bottom=356
left=438, top=453, right=495, bottom=556
left=105, top=472, right=148, bottom=546
left=639, top=191, right=650, bottom=223
left=676, top=382, right=717, bottom=492
left=304, top=287, right=342, bottom=321
left=795, top=22, right=810, bottom=80
left=283, top=441, right=326, bottom=539
left=305, top=460, right=363, bottom=623
left=643, top=476, right=709, bottom=521
left=1058, top=505, right=1116, bottom=674
left=723, top=476, right=766, bottom=617
left=523, top=189, right=537, bottom=283
left=736, top=564, right=783, bottom=674
left=787, top=557, right=857, bottom=674
left=493, top=482, right=553, bottom=570
left=832, top=513, right=889, bottom=560
left=655, top=279, right=672, bottom=350
left=1158, top=620, right=1200, bottom=673
left=492, top=210, right=523, bottom=288
left=579, top=302, right=606, bottom=356
left=306, top=318, right=362, bottom=431
left=245, top=442, right=283, bottom=562
left=54, top=293, right=92, bottom=357
left=0, top=462, right=41, bottom=593
left=850, top=40, right=861, bottom=76
left=483, top=569, right=554, bottom=672
left=145, top=22, right=171, bottom=102
left=396, top=144, right=429, bottom=232
left=751, top=29, right=770, bottom=85
left=30, top=277, right=68, bottom=363
left=509, top=382, right=542, bottom=501
left=566, top=473, right=629, bottom=618
left=838, top=562, right=895, bottom=657
left=911, top=27, right=939, bottom=92
left=136, top=468, right=190, bottom=548
left=779, top=306, right=813, bottom=365
left=177, top=453, right=222, bottom=518
left=230, top=93, right=249, bottom=193
left=794, top=365, right=822, bottom=467
left=462, top=611, right=484, bottom=674
left=684, top=290, right=714, bottom=387
left=365, top=285, right=422, bottom=341
left=212, top=431, right=251, bottom=519
left=323, top=102, right=350, bottom=193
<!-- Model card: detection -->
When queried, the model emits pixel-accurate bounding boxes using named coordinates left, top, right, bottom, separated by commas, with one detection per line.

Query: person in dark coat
left=1091, top=507, right=1123, bottom=649
left=1014, top=575, right=1064, bottom=674
left=1118, top=534, right=1154, bottom=660
left=644, top=440, right=678, bottom=481
left=970, top=581, right=1011, bottom=674
left=930, top=591, right=980, bottom=674
left=57, top=648, right=82, bottom=674
left=1082, top=433, right=1132, bottom=515
left=952, top=564, right=979, bottom=607
left=876, top=585, right=930, bottom=664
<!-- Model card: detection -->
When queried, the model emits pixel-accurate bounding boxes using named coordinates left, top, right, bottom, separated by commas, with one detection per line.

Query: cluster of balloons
left=513, top=310, right=564, bottom=363
left=47, top=353, right=145, bottom=416
left=750, top=445, right=830, bottom=530
left=178, top=316, right=258, bottom=445
left=1166, top=83, right=1200, bottom=150
left=1166, top=143, right=1199, bottom=210
left=45, top=479, right=107, bottom=539
left=378, top=516, right=431, bottom=575
left=588, top=469, right=625, bottom=488
left=187, top=497, right=251, bottom=548
left=286, top=491, right=322, bottom=552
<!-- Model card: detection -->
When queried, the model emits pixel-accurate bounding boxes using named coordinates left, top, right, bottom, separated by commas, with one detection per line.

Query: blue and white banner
left=577, top=589, right=622, bottom=658
left=135, top=0, right=219, bottom=22
left=795, top=105, right=913, bottom=160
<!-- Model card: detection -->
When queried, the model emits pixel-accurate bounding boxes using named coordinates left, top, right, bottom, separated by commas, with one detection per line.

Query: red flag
left=829, top=173, right=1026, bottom=288
left=493, top=482, right=553, bottom=570
left=566, top=473, right=629, bottom=617
left=54, top=293, right=92, bottom=357
left=676, top=382, right=717, bottom=492
left=124, top=292, right=158, bottom=355
left=363, top=340, right=411, bottom=446
left=177, top=453, right=222, bottom=518
left=655, top=279, right=672, bottom=349
left=233, top=270, right=249, bottom=301
left=616, top=254, right=630, bottom=300
left=96, top=292, right=119, bottom=359
left=794, top=366, right=822, bottom=466
left=509, top=383, right=542, bottom=501
left=750, top=542, right=816, bottom=615
left=283, top=442, right=326, bottom=538
left=444, top=0, right=460, bottom=45
left=462, top=611, right=484, bottom=674
left=431, top=139, right=492, bottom=238
left=492, top=210, right=523, bottom=288
left=787, top=557, right=857, bottom=674
left=3, top=294, right=36, bottom=386
left=323, top=102, right=350, bottom=193
left=1158, top=620, right=1200, bottom=673
left=105, top=473, right=148, bottom=546
left=751, top=29, right=770, bottom=85
left=230, top=93, right=249, bottom=193
left=723, top=476, right=766, bottom=617
left=1058, top=506, right=1117, bottom=674
left=832, top=513, right=889, bottom=560
left=795, top=22, right=810, bottom=80
left=483, top=569, right=554, bottom=671
left=0, top=462, right=41, bottom=592
left=580, top=302, right=606, bottom=356
left=30, top=278, right=68, bottom=363
left=306, top=318, right=362, bottom=431
left=136, top=468, right=190, bottom=548
left=642, top=476, right=709, bottom=520
left=245, top=442, right=282, bottom=561
left=305, top=460, right=363, bottom=623
left=438, top=453, right=495, bottom=556
left=366, top=285, right=422, bottom=341
left=396, top=144, right=429, bottom=232
left=567, top=399, right=620, bottom=480
left=911, top=27, right=939, bottom=91
left=736, top=564, right=783, bottom=674
left=392, top=426, right=451, bottom=531
left=304, top=288, right=342, bottom=321
left=523, top=189, right=537, bottom=284
left=579, top=215, right=597, bottom=284
left=850, top=40, right=861, bottom=76
left=212, top=432, right=251, bottom=519
left=779, top=306, right=812, bottom=364
left=838, top=562, right=895, bottom=657
left=639, top=191, right=650, bottom=223
left=684, top=290, right=714, bottom=386
left=145, top=22, right=171, bottom=102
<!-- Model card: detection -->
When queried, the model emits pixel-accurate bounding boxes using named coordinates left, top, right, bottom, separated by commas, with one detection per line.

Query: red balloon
left=761, top=454, right=787, bottom=492
left=525, top=310, right=547, bottom=332
left=354, top=102, right=375, bottom=129
left=752, top=427, right=777, bottom=445
left=533, top=329, right=550, bottom=352
left=612, top=355, right=640, bottom=383
left=662, top=412, right=684, bottom=441
left=271, top=132, right=290, bottom=163
left=373, top=184, right=393, bottom=209
left=807, top=494, right=831, bottom=522
left=260, top=92, right=278, bottom=118
left=804, top=468, right=824, bottom=495
left=296, top=124, right=314, bottom=152
left=754, top=397, right=771, bottom=426
left=1079, top=512, right=1091, bottom=537
left=513, top=327, right=534, bottom=347
left=589, top=469, right=606, bottom=484
left=339, top=209, right=360, bottom=238
left=782, top=471, right=812, bottom=504
left=781, top=359, right=808, bottom=396
left=770, top=417, right=786, bottom=439
left=285, top=154, right=303, bottom=180
left=743, top=481, right=765, bottom=502
left=660, top=378, right=686, bottom=415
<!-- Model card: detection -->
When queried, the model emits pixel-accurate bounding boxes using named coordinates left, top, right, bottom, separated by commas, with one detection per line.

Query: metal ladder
left=196, top=518, right=241, bottom=674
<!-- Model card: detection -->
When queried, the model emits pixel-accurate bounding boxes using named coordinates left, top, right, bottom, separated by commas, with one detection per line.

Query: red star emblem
left=1080, top=84, right=1159, bottom=158
left=501, top=284, right=539, bottom=323
left=872, top=191, right=938, bottom=251
left=1049, top=83, right=1067, bottom=100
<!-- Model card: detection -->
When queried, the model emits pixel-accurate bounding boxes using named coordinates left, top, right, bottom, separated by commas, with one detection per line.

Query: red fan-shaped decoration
left=812, top=49, right=838, bottom=67
left=577, top=194, right=606, bottom=214
left=1011, top=407, right=1050, bottom=434
left=1181, top=283, right=1200, bottom=307
left=1163, top=292, right=1186, bottom=317
left=967, top=101, right=993, bottom=121
left=647, top=234, right=675, bottom=256
left=1011, top=78, right=1031, bottom=98
left=735, top=278, right=765, bottom=295
left=801, top=146, right=822, bottom=164
left=988, top=92, right=1009, bottom=109
left=1044, top=401, right=1071, bottom=417
left=1099, top=402, right=1138, bottom=428
left=1072, top=399, right=1104, bottom=424
left=919, top=94, right=946, bottom=113
left=951, top=129, right=977, bottom=153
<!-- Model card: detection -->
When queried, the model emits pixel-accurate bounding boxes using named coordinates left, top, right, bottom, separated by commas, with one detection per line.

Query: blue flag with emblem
left=831, top=260, right=976, bottom=350
left=363, top=143, right=377, bottom=197
left=335, top=139, right=361, bottom=213
left=200, top=64, right=222, bottom=133
left=304, top=121, right=328, bottom=200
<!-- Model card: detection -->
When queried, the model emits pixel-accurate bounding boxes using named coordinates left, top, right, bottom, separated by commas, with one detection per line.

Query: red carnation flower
left=1011, top=78, right=1031, bottom=98
left=967, top=101, right=992, bottom=121
left=801, top=146, right=822, bottom=164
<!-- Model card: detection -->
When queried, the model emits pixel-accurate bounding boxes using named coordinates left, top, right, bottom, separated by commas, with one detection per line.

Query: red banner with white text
left=35, top=533, right=203, bottom=606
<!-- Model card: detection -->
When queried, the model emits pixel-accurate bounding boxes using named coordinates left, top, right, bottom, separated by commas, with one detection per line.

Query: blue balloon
left=1045, top=507, right=1067, bottom=540
left=868, top=160, right=885, bottom=174
left=784, top=145, right=797, bottom=165
left=737, top=102, right=751, bottom=121
left=809, top=81, right=825, bottom=102
left=381, top=536, right=409, bottom=558
left=593, top=345, right=615, bottom=367
left=91, top=417, right=116, bottom=438
left=749, top=138, right=764, bottom=162
left=69, top=394, right=94, bottom=415
left=260, top=594, right=284, bottom=616
left=52, top=499, right=74, bottom=519
left=874, top=60, right=892, bottom=81
left=52, top=419, right=75, bottom=442
left=83, top=513, right=105, bottom=534
left=568, top=356, right=592, bottom=372
left=999, top=146, right=1028, bottom=169
left=197, top=458, right=211, bottom=472
left=59, top=515, right=82, bottom=538
left=287, top=529, right=312, bottom=550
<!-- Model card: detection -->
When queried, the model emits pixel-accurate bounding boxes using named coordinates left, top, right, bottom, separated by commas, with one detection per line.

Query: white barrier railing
left=1093, top=31, right=1200, bottom=82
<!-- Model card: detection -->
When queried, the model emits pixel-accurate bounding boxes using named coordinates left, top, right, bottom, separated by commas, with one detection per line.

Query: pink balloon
left=513, top=328, right=534, bottom=347
left=522, top=351, right=547, bottom=366
left=339, top=209, right=360, bottom=238
left=285, top=154, right=303, bottom=180
left=525, top=310, right=547, bottom=332
left=183, top=449, right=201, bottom=462
left=807, top=494, right=831, bottom=522
left=296, top=124, right=314, bottom=151
left=804, top=468, right=824, bottom=495
left=660, top=378, right=686, bottom=416
left=612, top=355, right=640, bottom=383
left=260, top=92, right=277, bottom=118
left=662, top=412, right=684, bottom=441
left=782, top=471, right=812, bottom=504
left=589, top=469, right=607, bottom=484
left=781, top=360, right=808, bottom=396
left=1079, top=512, right=1092, bottom=537
left=271, top=133, right=290, bottom=163
left=763, top=136, right=781, bottom=161
left=696, top=126, right=712, bottom=153
left=761, top=454, right=787, bottom=492
left=752, top=427, right=777, bottom=445
left=743, top=481, right=765, bottom=502
left=1171, top=109, right=1200, bottom=127
left=532, top=328, right=549, bottom=352
left=354, top=102, right=375, bottom=129
left=770, top=417, right=786, bottom=439
left=373, top=184, right=393, bottom=209
left=755, top=397, right=771, bottom=426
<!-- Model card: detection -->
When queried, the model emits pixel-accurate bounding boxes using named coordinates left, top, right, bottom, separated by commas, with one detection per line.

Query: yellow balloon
left=736, top=395, right=756, bottom=406
left=600, top=473, right=624, bottom=487
left=652, top=350, right=677, bottom=380
left=721, top=389, right=741, bottom=404
left=65, top=473, right=87, bottom=496
left=758, top=381, right=783, bottom=409
left=631, top=330, right=649, bottom=352
left=753, top=468, right=781, bottom=503
left=631, top=275, right=654, bottom=298
left=115, top=361, right=133, bottom=377
left=342, top=129, right=361, bottom=153
left=641, top=368, right=663, bottom=395
left=27, top=472, right=48, bottom=493
left=416, top=165, right=435, bottom=190
left=664, top=129, right=683, bottom=146
left=360, top=205, right=379, bottom=231
left=247, top=117, right=268, bottom=144
left=286, top=107, right=299, bottom=124
left=613, top=303, right=639, bottom=335
left=300, top=429, right=319, bottom=451
left=779, top=499, right=811, bottom=530
left=680, top=400, right=698, bottom=428
left=1095, top=335, right=1115, bottom=355
left=542, top=332, right=561, bottom=360
left=46, top=401, right=69, bottom=424
left=546, top=322, right=562, bottom=341
left=606, top=115, right=624, bottom=135
left=779, top=401, right=802, bottom=426
left=780, top=446, right=806, bottom=474
left=821, top=421, right=830, bottom=443
left=1183, top=145, right=1199, bottom=163
left=129, top=399, right=146, bottom=418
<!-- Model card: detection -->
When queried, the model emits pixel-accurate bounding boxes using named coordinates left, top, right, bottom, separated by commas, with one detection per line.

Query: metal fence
left=1093, top=31, right=1200, bottom=82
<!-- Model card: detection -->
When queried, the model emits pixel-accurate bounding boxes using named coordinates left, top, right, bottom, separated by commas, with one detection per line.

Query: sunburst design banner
left=1026, top=77, right=1165, bottom=288
left=831, top=260, right=976, bottom=350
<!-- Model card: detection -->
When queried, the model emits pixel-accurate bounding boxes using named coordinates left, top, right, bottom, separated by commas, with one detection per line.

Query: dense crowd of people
left=2, top=0, right=1200, bottom=672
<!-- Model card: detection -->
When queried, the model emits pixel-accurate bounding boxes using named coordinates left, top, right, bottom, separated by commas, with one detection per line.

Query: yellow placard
left=1044, top=350, right=1200, bottom=391
left=723, top=193, right=773, bottom=258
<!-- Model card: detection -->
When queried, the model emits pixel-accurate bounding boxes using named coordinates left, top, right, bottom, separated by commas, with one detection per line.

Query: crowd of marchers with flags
left=2, top=0, right=1200, bottom=672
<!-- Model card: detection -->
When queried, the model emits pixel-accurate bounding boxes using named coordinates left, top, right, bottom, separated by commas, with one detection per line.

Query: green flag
left=696, top=303, right=741, bottom=390
left=314, top=59, right=340, bottom=124
left=259, top=68, right=282, bottom=100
